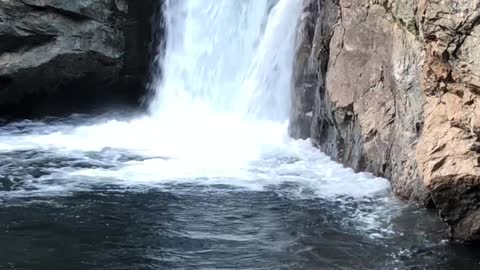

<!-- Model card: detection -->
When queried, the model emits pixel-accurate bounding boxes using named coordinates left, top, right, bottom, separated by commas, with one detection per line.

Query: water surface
left=0, top=115, right=479, bottom=270
left=1, top=0, right=479, bottom=269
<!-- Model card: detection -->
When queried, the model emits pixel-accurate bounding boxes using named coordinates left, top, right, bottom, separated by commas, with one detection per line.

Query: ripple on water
left=0, top=115, right=478, bottom=269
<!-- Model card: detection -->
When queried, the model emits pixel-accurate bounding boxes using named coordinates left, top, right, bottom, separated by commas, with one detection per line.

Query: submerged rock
left=291, top=0, right=480, bottom=242
left=0, top=0, right=157, bottom=117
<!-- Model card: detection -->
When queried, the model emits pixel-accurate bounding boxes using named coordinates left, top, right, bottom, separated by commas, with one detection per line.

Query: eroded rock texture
left=291, top=0, right=480, bottom=242
left=0, top=0, right=156, bottom=117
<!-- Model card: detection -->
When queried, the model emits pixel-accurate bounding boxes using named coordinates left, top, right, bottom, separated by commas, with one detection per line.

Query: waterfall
left=148, top=0, right=303, bottom=121
left=0, top=0, right=391, bottom=205
left=0, top=0, right=306, bottom=175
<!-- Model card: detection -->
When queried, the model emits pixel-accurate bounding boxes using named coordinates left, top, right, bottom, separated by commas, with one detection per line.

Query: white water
left=0, top=0, right=391, bottom=201
left=150, top=0, right=297, bottom=120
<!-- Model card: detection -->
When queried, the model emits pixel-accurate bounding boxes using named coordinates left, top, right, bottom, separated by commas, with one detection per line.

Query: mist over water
left=0, top=0, right=478, bottom=269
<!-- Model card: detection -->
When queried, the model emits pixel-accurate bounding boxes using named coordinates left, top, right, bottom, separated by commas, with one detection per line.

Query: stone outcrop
left=0, top=0, right=157, bottom=117
left=291, top=0, right=480, bottom=242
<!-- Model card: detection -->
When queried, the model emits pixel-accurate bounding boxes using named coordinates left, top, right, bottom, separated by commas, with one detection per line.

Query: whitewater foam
left=0, top=0, right=392, bottom=200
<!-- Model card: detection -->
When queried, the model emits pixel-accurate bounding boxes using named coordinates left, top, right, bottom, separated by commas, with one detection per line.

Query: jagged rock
left=291, top=0, right=480, bottom=242
left=0, top=0, right=157, bottom=117
left=416, top=0, right=480, bottom=242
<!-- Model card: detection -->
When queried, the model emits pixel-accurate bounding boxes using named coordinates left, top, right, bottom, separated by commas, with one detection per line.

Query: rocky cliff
left=291, top=0, right=480, bottom=242
left=0, top=0, right=157, bottom=117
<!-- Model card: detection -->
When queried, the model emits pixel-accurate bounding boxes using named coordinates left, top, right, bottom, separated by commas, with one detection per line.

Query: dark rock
left=125, top=0, right=163, bottom=106
left=0, top=0, right=159, bottom=117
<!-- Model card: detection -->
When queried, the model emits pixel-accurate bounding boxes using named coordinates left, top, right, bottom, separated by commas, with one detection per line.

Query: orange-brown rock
left=291, top=0, right=480, bottom=242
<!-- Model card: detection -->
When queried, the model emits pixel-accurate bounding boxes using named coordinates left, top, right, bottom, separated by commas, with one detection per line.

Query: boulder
left=0, top=0, right=158, bottom=117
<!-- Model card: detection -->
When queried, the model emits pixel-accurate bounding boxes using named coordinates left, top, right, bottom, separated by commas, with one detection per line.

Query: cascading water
left=0, top=0, right=393, bottom=222
left=149, top=0, right=299, bottom=120
left=0, top=0, right=392, bottom=196
left=0, top=1, right=472, bottom=269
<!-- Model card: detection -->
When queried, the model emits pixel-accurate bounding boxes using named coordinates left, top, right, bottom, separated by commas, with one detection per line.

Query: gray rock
left=0, top=0, right=157, bottom=117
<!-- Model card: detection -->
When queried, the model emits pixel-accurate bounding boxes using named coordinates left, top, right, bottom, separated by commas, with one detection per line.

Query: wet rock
left=0, top=0, right=157, bottom=117
left=291, top=0, right=480, bottom=242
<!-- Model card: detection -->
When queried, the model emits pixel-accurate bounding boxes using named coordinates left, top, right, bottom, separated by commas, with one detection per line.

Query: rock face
left=291, top=0, right=480, bottom=242
left=0, top=0, right=157, bottom=117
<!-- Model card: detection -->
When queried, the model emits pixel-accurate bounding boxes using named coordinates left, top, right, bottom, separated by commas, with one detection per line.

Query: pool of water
left=0, top=114, right=479, bottom=270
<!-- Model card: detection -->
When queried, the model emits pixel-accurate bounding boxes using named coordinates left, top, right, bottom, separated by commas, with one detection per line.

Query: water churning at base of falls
left=1, top=1, right=478, bottom=269
left=0, top=0, right=389, bottom=200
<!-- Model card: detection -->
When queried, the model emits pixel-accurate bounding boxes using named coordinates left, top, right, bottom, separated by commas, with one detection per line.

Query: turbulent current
left=0, top=0, right=479, bottom=269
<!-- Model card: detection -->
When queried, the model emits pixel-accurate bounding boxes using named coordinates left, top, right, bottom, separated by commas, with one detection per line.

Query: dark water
left=0, top=115, right=479, bottom=270
left=0, top=187, right=479, bottom=270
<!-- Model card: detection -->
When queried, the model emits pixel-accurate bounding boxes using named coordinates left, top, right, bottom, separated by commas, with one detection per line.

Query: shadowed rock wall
left=0, top=0, right=158, bottom=117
